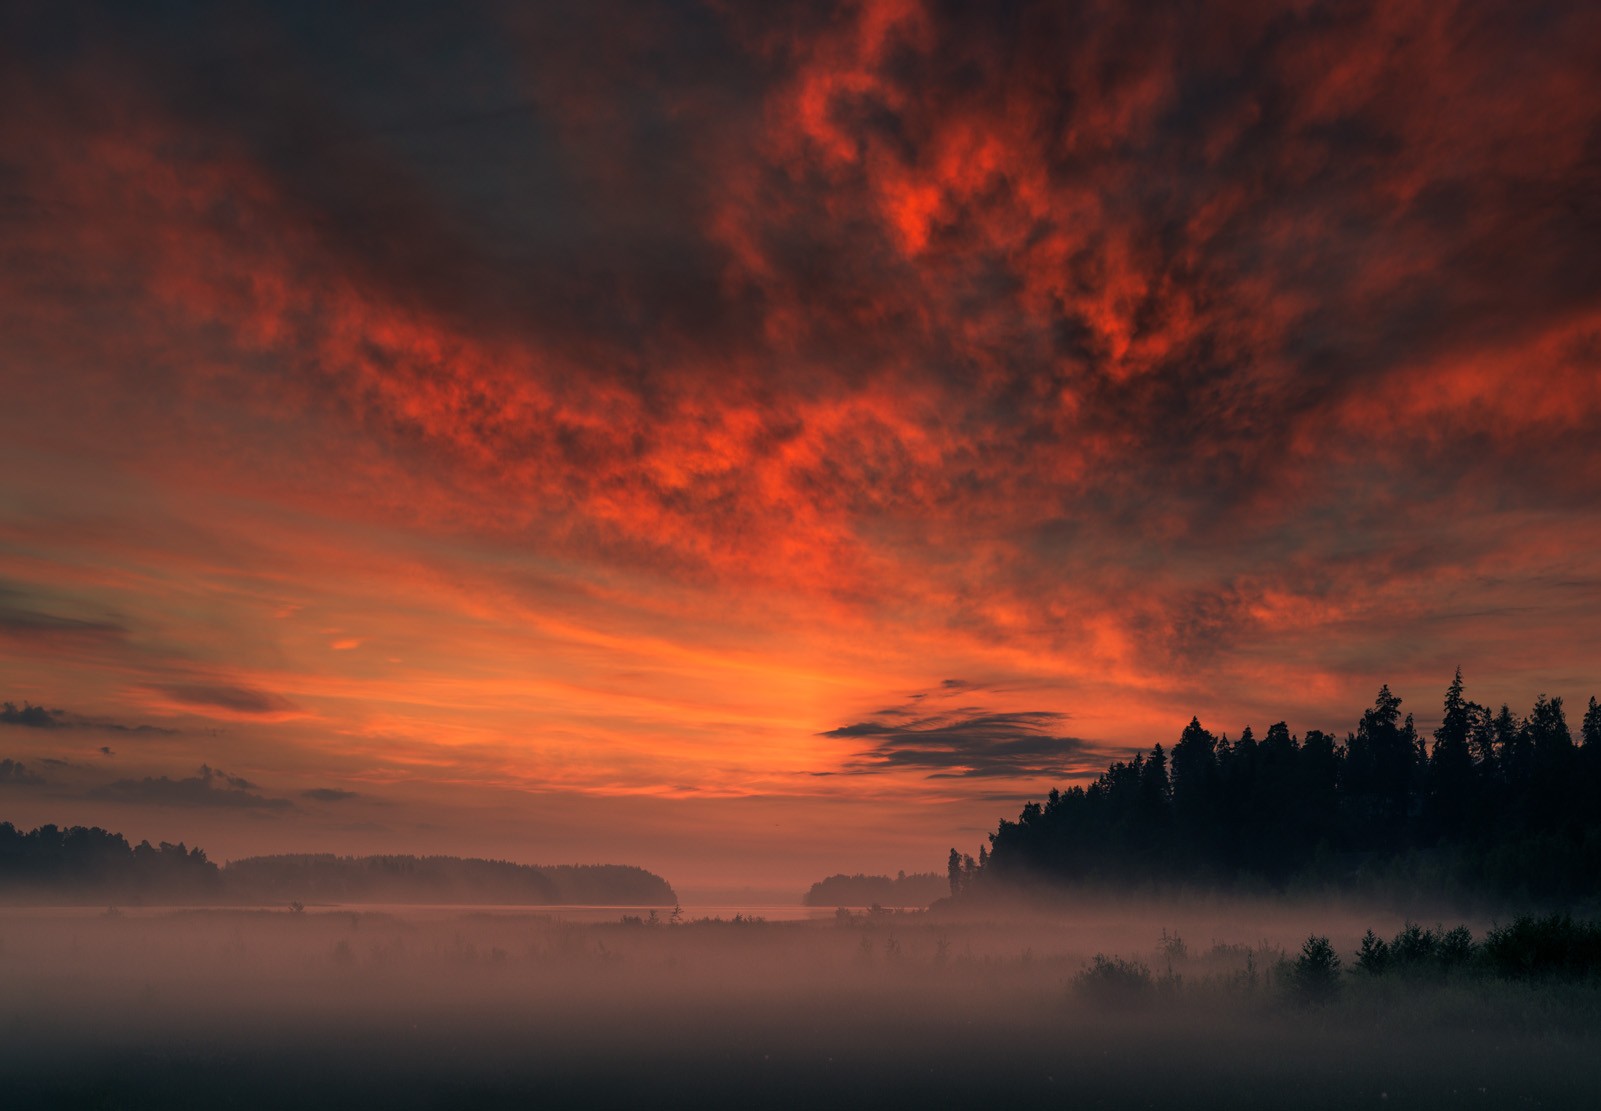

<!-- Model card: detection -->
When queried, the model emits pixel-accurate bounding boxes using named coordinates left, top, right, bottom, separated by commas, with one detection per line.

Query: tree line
left=951, top=672, right=1601, bottom=902
left=0, top=823, right=676, bottom=905
left=0, top=821, right=219, bottom=898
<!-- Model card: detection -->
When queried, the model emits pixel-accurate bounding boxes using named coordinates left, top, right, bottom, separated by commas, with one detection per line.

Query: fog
left=5, top=897, right=1599, bottom=1109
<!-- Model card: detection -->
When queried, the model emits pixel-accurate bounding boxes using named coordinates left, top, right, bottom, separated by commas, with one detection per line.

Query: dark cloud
left=94, top=721, right=176, bottom=735
left=824, top=701, right=1094, bottom=780
left=302, top=787, right=359, bottom=802
left=154, top=684, right=300, bottom=717
left=1, top=697, right=174, bottom=735
left=0, top=589, right=128, bottom=649
left=0, top=605, right=126, bottom=649
left=0, top=757, right=46, bottom=786
left=1, top=700, right=62, bottom=728
left=89, top=764, right=292, bottom=810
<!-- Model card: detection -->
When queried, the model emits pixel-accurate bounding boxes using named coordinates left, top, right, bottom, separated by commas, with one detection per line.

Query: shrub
left=1158, top=927, right=1188, bottom=962
left=1074, top=954, right=1153, bottom=1006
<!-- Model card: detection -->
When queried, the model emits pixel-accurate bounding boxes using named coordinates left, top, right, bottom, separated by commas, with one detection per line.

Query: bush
left=1074, top=954, right=1153, bottom=1006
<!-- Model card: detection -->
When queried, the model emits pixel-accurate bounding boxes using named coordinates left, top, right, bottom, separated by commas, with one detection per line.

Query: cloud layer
left=89, top=766, right=292, bottom=812
left=0, top=1, right=1598, bottom=878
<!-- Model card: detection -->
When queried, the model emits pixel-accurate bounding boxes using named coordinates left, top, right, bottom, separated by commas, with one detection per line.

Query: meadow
left=4, top=898, right=1598, bottom=1109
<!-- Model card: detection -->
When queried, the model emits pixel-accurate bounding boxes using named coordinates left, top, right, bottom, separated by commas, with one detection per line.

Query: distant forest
left=802, top=870, right=947, bottom=907
left=0, top=824, right=676, bottom=906
left=953, top=673, right=1601, bottom=903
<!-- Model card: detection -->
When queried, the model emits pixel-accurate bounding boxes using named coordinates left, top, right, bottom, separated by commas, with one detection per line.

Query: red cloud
left=2, top=0, right=1598, bottom=804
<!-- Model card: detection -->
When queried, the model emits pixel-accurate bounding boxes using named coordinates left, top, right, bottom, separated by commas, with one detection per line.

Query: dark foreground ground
left=3, top=901, right=1598, bottom=1109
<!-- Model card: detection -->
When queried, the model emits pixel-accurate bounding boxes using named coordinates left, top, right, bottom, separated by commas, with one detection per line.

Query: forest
left=0, top=825, right=675, bottom=905
left=0, top=822, right=217, bottom=899
left=957, top=672, right=1601, bottom=903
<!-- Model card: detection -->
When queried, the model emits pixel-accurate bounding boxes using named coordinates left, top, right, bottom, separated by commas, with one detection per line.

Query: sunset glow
left=3, top=0, right=1599, bottom=893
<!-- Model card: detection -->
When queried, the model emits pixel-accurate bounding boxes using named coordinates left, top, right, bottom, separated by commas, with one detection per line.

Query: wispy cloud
left=823, top=682, right=1097, bottom=779
left=0, top=603, right=126, bottom=647
left=152, top=684, right=300, bottom=718
left=1, top=698, right=174, bottom=735
left=302, top=787, right=359, bottom=802
left=0, top=757, right=46, bottom=786
left=89, top=764, right=292, bottom=810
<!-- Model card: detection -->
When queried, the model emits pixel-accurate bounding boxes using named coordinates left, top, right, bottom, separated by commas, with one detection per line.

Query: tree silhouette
left=972, top=673, right=1601, bottom=902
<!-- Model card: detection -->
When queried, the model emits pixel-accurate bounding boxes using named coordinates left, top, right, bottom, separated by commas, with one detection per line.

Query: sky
left=2, top=0, right=1600, bottom=895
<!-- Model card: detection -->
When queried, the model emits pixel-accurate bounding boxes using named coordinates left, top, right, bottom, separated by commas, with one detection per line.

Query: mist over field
left=5, top=896, right=1600, bottom=1110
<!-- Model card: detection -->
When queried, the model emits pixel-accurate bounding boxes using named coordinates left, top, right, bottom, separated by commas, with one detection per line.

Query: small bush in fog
left=1286, top=935, right=1341, bottom=1005
left=1158, top=927, right=1187, bottom=962
left=1074, top=954, right=1153, bottom=1006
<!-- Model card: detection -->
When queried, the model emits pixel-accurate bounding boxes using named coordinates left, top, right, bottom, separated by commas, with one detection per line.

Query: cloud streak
left=0, top=758, right=46, bottom=787
left=826, top=710, right=1093, bottom=780
left=2, top=698, right=174, bottom=735
left=302, top=788, right=359, bottom=803
left=151, top=685, right=301, bottom=719
left=823, top=681, right=1098, bottom=779
left=89, top=765, right=293, bottom=811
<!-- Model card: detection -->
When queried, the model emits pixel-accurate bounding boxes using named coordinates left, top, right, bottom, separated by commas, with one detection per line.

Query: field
left=4, top=899, right=1600, bottom=1109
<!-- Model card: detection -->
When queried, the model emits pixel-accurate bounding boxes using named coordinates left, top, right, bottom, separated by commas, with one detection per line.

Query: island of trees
left=0, top=825, right=676, bottom=906
left=802, top=870, right=947, bottom=907
left=951, top=672, right=1601, bottom=904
